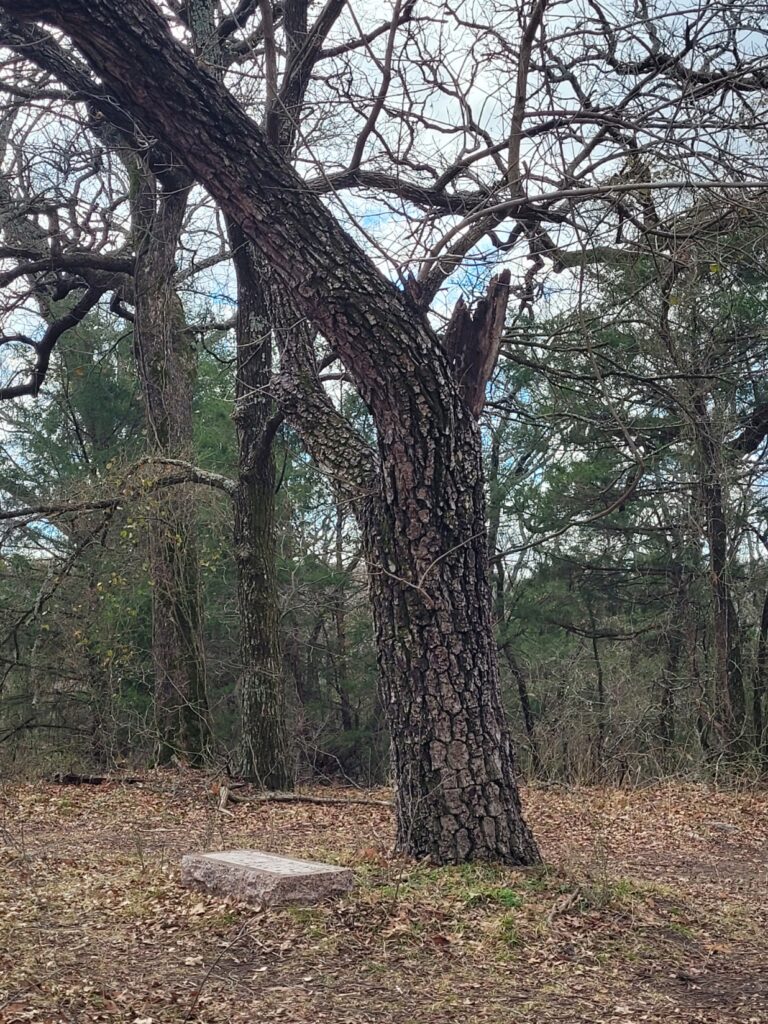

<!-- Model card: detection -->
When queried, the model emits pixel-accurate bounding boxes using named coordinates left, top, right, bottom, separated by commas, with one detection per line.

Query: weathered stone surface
left=181, top=850, right=354, bottom=904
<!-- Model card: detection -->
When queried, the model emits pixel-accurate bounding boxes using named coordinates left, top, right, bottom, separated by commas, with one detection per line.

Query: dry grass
left=0, top=773, right=766, bottom=1023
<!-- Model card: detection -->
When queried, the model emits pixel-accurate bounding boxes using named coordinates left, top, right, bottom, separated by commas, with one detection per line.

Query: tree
left=1, top=0, right=541, bottom=864
left=0, top=309, right=146, bottom=763
left=0, top=38, right=213, bottom=763
left=0, top=5, right=300, bottom=783
left=494, top=208, right=768, bottom=771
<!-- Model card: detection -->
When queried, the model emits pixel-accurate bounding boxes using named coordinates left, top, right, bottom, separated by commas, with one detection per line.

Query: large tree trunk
left=5, top=0, right=540, bottom=865
left=362, top=427, right=539, bottom=863
left=229, top=227, right=292, bottom=788
left=131, top=160, right=210, bottom=764
left=268, top=293, right=539, bottom=860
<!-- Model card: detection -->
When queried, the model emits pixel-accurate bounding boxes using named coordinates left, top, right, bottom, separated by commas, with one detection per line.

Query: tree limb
left=0, top=252, right=133, bottom=288
left=0, top=457, right=236, bottom=523
left=0, top=286, right=103, bottom=399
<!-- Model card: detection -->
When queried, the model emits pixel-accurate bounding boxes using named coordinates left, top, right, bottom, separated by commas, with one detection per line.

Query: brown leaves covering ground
left=0, top=773, right=766, bottom=1024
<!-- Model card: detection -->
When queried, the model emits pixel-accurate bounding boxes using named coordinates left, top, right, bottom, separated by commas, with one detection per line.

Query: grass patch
left=498, top=911, right=523, bottom=947
left=466, top=885, right=524, bottom=909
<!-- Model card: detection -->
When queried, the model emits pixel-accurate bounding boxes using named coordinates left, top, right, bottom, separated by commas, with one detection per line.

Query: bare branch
left=0, top=286, right=102, bottom=399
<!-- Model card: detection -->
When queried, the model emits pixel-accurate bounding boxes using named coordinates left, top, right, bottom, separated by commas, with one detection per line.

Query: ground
left=0, top=774, right=766, bottom=1024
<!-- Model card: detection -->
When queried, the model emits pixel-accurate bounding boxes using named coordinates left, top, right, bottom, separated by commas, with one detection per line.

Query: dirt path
left=1, top=776, right=765, bottom=1023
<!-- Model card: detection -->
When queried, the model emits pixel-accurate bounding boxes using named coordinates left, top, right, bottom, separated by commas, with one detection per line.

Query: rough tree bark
left=3, top=0, right=540, bottom=864
left=229, top=226, right=292, bottom=788
left=129, top=156, right=211, bottom=764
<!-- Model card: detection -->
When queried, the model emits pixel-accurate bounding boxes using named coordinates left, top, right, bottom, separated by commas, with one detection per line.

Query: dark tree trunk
left=229, top=227, right=292, bottom=788
left=131, top=159, right=210, bottom=764
left=6, top=0, right=540, bottom=865
left=586, top=603, right=607, bottom=775
left=332, top=501, right=354, bottom=733
left=694, top=396, right=746, bottom=753
left=487, top=427, right=542, bottom=775
left=269, top=293, right=539, bottom=860
left=754, top=586, right=768, bottom=758
left=502, top=645, right=542, bottom=775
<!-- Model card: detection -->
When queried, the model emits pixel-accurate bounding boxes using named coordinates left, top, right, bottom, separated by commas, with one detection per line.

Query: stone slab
left=181, top=849, right=354, bottom=904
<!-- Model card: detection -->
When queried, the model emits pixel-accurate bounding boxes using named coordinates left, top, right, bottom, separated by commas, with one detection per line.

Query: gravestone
left=181, top=849, right=354, bottom=904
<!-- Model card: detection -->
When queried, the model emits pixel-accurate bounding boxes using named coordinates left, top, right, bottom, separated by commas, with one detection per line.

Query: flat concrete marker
left=181, top=850, right=354, bottom=904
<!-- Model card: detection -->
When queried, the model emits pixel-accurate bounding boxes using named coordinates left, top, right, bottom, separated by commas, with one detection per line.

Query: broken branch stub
left=443, top=269, right=511, bottom=419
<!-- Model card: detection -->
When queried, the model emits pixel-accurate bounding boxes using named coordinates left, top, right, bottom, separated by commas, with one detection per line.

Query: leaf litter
left=0, top=774, right=766, bottom=1023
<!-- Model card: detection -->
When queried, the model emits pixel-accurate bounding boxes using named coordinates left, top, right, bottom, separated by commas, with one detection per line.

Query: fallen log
left=221, top=788, right=393, bottom=809
left=51, top=771, right=145, bottom=785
